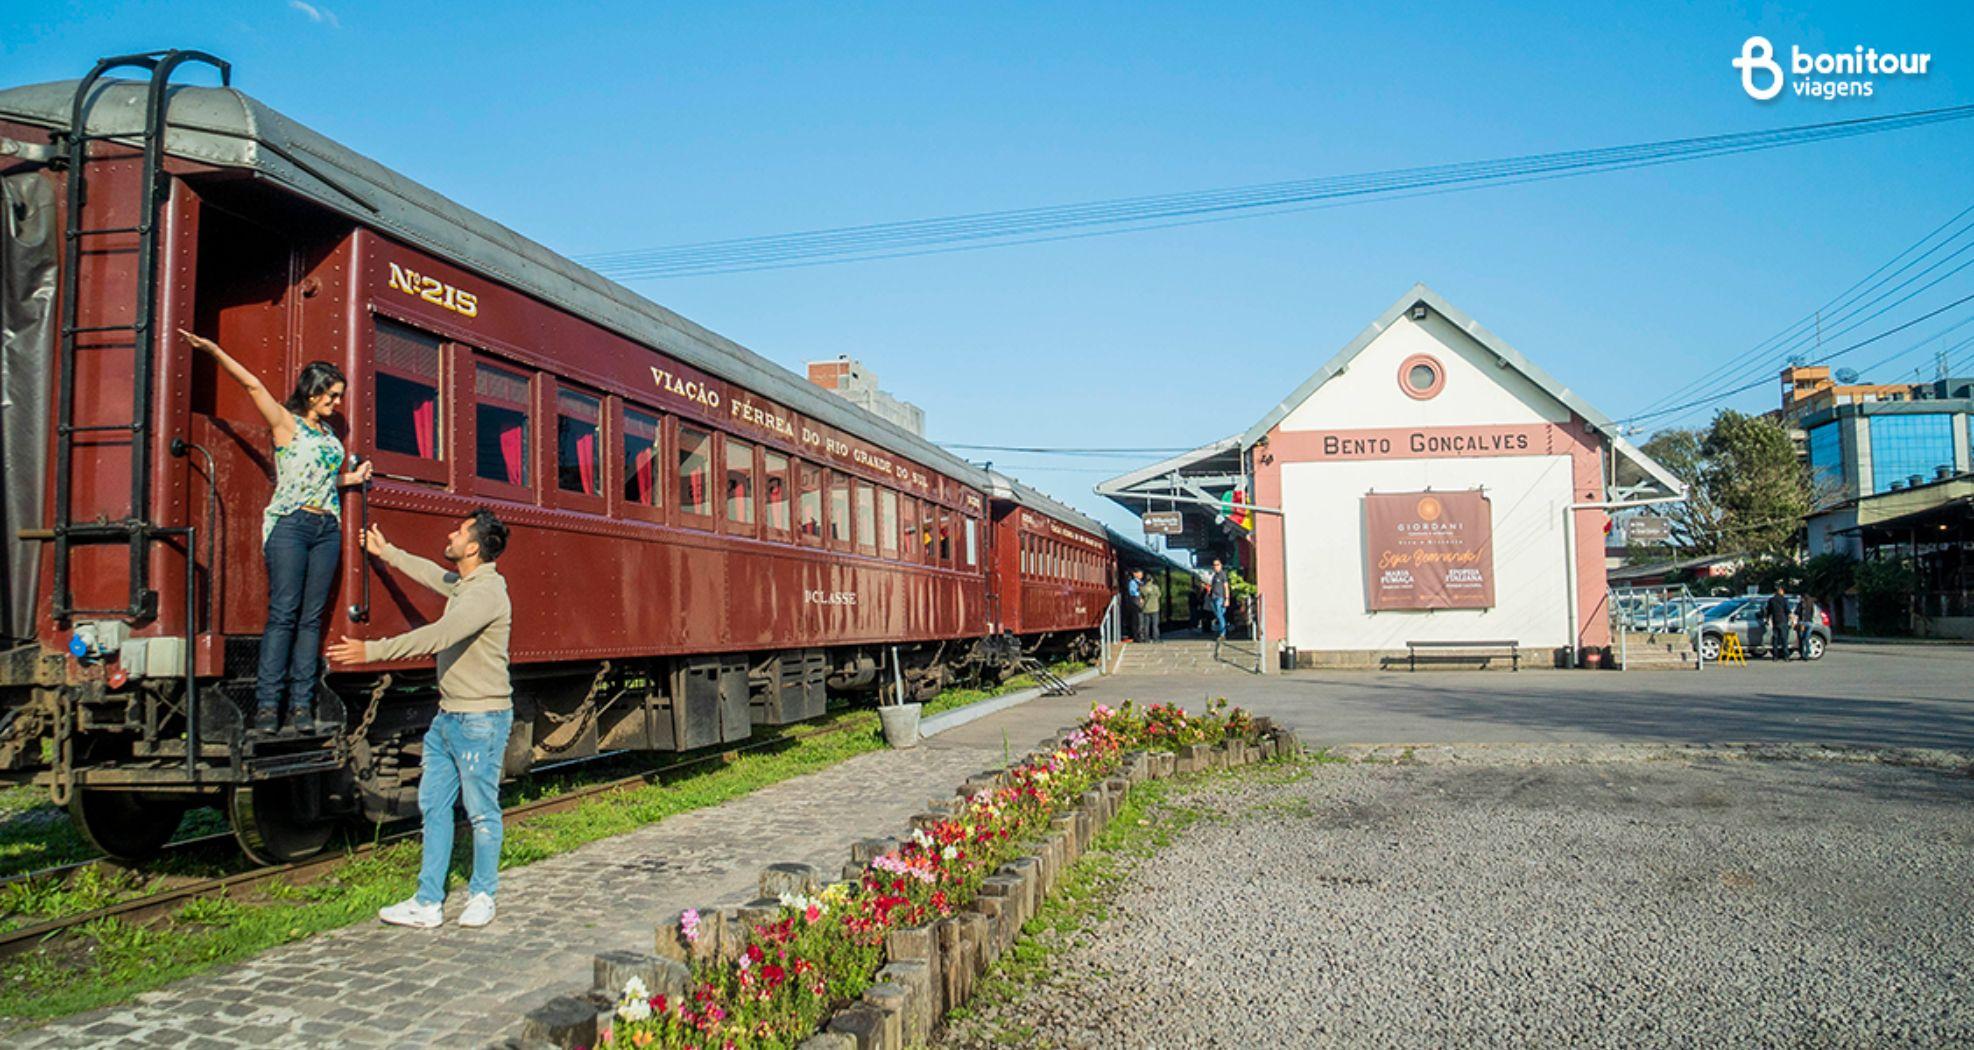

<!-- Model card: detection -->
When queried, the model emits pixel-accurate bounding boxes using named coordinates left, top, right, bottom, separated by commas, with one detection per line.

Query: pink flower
left=680, top=908, right=701, bottom=944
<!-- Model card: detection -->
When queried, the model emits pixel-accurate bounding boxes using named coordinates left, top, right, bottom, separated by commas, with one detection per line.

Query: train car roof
left=0, top=78, right=991, bottom=490
left=985, top=471, right=1107, bottom=537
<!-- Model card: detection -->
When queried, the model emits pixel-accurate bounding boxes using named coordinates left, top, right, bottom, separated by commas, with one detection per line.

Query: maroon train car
left=986, top=474, right=1113, bottom=656
left=0, top=54, right=1112, bottom=863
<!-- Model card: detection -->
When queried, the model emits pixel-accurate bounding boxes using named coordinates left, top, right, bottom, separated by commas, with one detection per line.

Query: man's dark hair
left=467, top=508, right=508, bottom=561
left=283, top=360, right=347, bottom=413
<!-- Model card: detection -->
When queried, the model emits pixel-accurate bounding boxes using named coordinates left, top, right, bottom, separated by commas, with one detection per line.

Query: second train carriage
left=0, top=54, right=1115, bottom=863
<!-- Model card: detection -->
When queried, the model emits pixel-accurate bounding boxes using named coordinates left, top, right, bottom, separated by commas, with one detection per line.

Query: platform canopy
left=1092, top=436, right=1246, bottom=552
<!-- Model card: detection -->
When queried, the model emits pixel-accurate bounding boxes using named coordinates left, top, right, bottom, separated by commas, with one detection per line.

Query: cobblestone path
left=15, top=740, right=1013, bottom=1048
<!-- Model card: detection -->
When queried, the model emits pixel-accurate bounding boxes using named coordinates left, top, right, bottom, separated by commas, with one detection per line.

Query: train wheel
left=228, top=777, right=335, bottom=866
left=67, top=789, right=186, bottom=862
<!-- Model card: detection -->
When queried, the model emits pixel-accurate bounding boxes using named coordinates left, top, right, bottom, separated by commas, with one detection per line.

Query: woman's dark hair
left=467, top=508, right=509, bottom=561
left=284, top=361, right=347, bottom=414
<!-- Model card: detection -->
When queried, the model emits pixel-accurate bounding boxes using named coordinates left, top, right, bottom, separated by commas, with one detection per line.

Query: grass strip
left=0, top=661, right=1091, bottom=1030
left=0, top=710, right=887, bottom=1032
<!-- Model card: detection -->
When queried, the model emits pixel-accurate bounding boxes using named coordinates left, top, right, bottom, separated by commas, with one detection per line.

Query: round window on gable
left=1398, top=353, right=1445, bottom=400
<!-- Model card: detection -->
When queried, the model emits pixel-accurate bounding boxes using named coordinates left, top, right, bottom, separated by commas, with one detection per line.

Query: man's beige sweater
left=363, top=542, right=512, bottom=712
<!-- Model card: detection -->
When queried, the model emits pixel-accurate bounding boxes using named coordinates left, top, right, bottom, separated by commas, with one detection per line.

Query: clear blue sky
left=8, top=2, right=1970, bottom=536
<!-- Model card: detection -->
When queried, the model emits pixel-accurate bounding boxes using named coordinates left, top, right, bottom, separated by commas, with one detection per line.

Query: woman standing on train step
left=179, top=330, right=372, bottom=734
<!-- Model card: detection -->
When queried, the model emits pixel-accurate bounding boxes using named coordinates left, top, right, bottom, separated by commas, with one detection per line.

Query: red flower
left=804, top=904, right=822, bottom=923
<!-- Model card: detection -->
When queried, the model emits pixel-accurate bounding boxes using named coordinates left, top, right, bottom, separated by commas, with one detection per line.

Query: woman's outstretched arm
left=178, top=329, right=295, bottom=446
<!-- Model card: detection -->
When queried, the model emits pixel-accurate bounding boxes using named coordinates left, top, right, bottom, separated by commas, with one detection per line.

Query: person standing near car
left=1795, top=591, right=1818, bottom=659
left=327, top=510, right=512, bottom=929
left=1764, top=583, right=1792, bottom=661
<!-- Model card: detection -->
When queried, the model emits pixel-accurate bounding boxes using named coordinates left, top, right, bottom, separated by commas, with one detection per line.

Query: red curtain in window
left=499, top=425, right=523, bottom=486
left=633, top=447, right=654, bottom=503
left=576, top=431, right=596, bottom=494
left=412, top=399, right=435, bottom=459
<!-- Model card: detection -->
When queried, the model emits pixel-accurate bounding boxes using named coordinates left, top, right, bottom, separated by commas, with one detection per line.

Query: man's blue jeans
left=1210, top=597, right=1228, bottom=638
left=257, top=509, right=341, bottom=710
left=416, top=708, right=513, bottom=904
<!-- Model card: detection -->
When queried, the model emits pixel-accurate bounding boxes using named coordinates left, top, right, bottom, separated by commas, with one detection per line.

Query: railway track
left=0, top=713, right=871, bottom=961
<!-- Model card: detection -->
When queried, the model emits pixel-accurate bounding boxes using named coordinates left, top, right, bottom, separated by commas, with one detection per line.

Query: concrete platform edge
left=920, top=668, right=1103, bottom=738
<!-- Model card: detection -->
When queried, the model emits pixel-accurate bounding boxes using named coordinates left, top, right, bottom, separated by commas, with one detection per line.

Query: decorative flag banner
left=1362, top=490, right=1495, bottom=611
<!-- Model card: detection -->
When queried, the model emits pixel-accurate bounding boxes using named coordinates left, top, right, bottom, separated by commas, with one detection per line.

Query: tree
left=1639, top=427, right=1728, bottom=554
left=1702, top=410, right=1812, bottom=557
left=1641, top=410, right=1814, bottom=558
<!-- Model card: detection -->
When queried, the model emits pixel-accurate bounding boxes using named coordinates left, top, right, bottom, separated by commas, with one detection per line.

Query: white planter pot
left=878, top=703, right=923, bottom=749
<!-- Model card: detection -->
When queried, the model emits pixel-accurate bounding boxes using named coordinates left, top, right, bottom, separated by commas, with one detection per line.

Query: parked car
left=1638, top=597, right=1725, bottom=633
left=1695, top=598, right=1831, bottom=661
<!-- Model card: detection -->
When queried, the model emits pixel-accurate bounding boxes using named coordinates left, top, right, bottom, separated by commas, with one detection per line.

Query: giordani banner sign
left=1363, top=491, right=1496, bottom=612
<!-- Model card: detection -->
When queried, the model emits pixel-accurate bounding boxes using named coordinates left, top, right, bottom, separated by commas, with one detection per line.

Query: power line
left=1642, top=253, right=1974, bottom=429
left=1623, top=290, right=1974, bottom=426
left=577, top=104, right=1974, bottom=280
left=942, top=442, right=1199, bottom=456
left=1626, top=204, right=1974, bottom=419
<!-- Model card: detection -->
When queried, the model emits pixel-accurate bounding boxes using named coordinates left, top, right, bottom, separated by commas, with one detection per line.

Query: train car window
left=474, top=364, right=531, bottom=489
left=678, top=426, right=713, bottom=518
left=798, top=461, right=823, bottom=543
left=938, top=509, right=953, bottom=564
left=855, top=481, right=876, bottom=553
left=763, top=451, right=791, bottom=533
left=556, top=389, right=602, bottom=496
left=622, top=407, right=662, bottom=507
left=878, top=489, right=899, bottom=557
left=373, top=318, right=442, bottom=462
left=900, top=497, right=919, bottom=563
left=726, top=439, right=756, bottom=525
left=828, top=473, right=852, bottom=547
left=963, top=518, right=978, bottom=567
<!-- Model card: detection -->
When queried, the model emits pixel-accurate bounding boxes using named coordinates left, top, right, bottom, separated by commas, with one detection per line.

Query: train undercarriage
left=0, top=629, right=1096, bottom=865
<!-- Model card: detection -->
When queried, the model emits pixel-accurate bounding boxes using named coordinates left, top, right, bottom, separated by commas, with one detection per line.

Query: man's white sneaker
left=458, top=892, right=496, bottom=928
left=378, top=897, right=443, bottom=928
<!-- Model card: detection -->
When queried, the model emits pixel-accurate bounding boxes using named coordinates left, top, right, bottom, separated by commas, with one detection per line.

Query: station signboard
left=1142, top=511, right=1185, bottom=535
left=1625, top=516, right=1671, bottom=544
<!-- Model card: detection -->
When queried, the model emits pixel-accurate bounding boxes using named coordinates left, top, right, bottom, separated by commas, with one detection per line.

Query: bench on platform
left=1406, top=639, right=1520, bottom=672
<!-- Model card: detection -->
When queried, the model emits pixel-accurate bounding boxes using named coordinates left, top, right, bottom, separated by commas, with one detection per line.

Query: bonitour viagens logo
left=1734, top=36, right=1934, bottom=101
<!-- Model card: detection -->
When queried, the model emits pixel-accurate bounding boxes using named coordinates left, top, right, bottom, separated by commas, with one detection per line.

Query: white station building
left=1099, top=284, right=1684, bottom=668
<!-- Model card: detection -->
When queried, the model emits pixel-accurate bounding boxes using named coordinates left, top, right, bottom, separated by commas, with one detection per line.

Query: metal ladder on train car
left=1016, top=656, right=1078, bottom=696
left=48, top=50, right=229, bottom=622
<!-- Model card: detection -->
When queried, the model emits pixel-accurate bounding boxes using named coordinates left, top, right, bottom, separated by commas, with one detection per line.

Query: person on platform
left=1764, top=583, right=1793, bottom=661
left=1125, top=569, right=1144, bottom=642
left=328, top=510, right=513, bottom=929
left=178, top=330, right=371, bottom=735
left=1208, top=558, right=1231, bottom=639
left=1140, top=575, right=1162, bottom=643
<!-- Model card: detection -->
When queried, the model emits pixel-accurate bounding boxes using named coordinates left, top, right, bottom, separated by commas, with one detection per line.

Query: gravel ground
left=941, top=747, right=1974, bottom=1048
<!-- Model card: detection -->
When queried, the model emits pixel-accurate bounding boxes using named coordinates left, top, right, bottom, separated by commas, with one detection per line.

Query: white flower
left=941, top=845, right=958, bottom=861
left=622, top=976, right=650, bottom=1001
left=617, top=998, right=652, bottom=1023
left=911, top=828, right=934, bottom=849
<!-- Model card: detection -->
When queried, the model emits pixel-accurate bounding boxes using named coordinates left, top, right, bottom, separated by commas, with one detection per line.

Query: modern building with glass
left=1800, top=379, right=1973, bottom=558
left=1797, top=377, right=1974, bottom=638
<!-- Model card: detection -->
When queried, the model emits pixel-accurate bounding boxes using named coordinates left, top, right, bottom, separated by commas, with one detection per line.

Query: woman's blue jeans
left=257, top=510, right=341, bottom=711
left=416, top=708, right=513, bottom=904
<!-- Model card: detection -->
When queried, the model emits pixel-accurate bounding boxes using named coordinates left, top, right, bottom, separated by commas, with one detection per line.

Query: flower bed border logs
left=508, top=702, right=1298, bottom=1050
